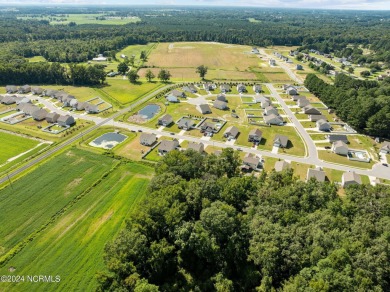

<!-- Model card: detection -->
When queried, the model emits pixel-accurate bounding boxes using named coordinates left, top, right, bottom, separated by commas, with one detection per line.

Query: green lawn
left=27, top=56, right=47, bottom=62
left=318, top=150, right=374, bottom=169
left=116, top=43, right=156, bottom=67
left=144, top=148, right=163, bottom=162
left=0, top=132, right=40, bottom=164
left=0, top=160, right=153, bottom=292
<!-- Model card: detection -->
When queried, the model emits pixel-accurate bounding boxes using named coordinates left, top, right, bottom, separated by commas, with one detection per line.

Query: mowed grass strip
left=0, top=163, right=152, bottom=292
left=0, top=132, right=39, bottom=164
left=0, top=149, right=115, bottom=256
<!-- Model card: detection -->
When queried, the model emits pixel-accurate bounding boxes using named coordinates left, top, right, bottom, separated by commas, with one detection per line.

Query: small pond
left=138, top=104, right=160, bottom=120
left=89, top=132, right=127, bottom=149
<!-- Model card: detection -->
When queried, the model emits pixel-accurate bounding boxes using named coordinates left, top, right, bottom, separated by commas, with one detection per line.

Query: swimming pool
left=89, top=132, right=127, bottom=149
left=138, top=104, right=161, bottom=120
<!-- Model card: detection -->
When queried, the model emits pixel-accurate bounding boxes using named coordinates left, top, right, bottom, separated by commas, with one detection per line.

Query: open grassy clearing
left=116, top=43, right=156, bottom=65
left=0, top=148, right=116, bottom=261
left=0, top=132, right=40, bottom=164
left=27, top=56, right=47, bottom=63
left=17, top=14, right=141, bottom=25
left=0, top=160, right=152, bottom=292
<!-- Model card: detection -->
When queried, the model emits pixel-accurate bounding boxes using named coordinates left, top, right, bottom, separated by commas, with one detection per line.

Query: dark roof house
left=158, top=140, right=179, bottom=154
left=140, top=133, right=157, bottom=146
left=158, top=114, right=173, bottom=126
left=31, top=108, right=48, bottom=121
left=46, top=112, right=60, bottom=123
left=223, top=126, right=239, bottom=139
left=273, top=135, right=289, bottom=148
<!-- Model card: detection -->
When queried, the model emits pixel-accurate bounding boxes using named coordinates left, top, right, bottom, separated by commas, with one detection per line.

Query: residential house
left=5, top=85, right=18, bottom=94
left=203, top=83, right=216, bottom=91
left=342, top=171, right=362, bottom=188
left=332, top=140, right=349, bottom=156
left=296, top=64, right=303, bottom=70
left=93, top=54, right=107, bottom=61
left=286, top=86, right=298, bottom=95
left=62, top=95, right=75, bottom=107
left=200, top=122, right=217, bottom=134
left=213, top=100, right=228, bottom=110
left=307, top=168, right=326, bottom=182
left=13, top=96, right=23, bottom=104
left=248, top=129, right=262, bottom=142
left=69, top=99, right=79, bottom=109
left=269, top=59, right=276, bottom=66
left=317, top=119, right=332, bottom=131
left=31, top=108, right=48, bottom=121
left=188, top=142, right=204, bottom=153
left=76, top=102, right=87, bottom=111
left=31, top=87, right=44, bottom=95
left=1, top=96, right=16, bottom=105
left=166, top=95, right=179, bottom=103
left=0, top=95, right=3, bottom=103
left=253, top=84, right=262, bottom=93
left=252, top=47, right=259, bottom=54
left=85, top=104, right=99, bottom=114
left=54, top=91, right=67, bottom=100
left=216, top=94, right=227, bottom=102
left=264, top=106, right=278, bottom=116
left=304, top=105, right=322, bottom=115
left=177, top=118, right=193, bottom=131
left=237, top=84, right=246, bottom=93
left=220, top=84, right=231, bottom=93
left=327, top=134, right=348, bottom=144
left=43, top=89, right=56, bottom=97
left=297, top=97, right=310, bottom=108
left=256, top=96, right=270, bottom=108
left=273, top=135, right=289, bottom=148
left=242, top=154, right=261, bottom=171
left=140, top=133, right=157, bottom=146
left=275, top=160, right=290, bottom=172
left=309, top=114, right=327, bottom=122
left=57, top=115, right=75, bottom=127
left=291, top=95, right=300, bottom=101
left=188, top=84, right=197, bottom=93
left=169, top=90, right=186, bottom=98
left=380, top=141, right=390, bottom=154
left=46, top=112, right=60, bottom=123
left=158, top=114, right=173, bottom=127
left=224, top=126, right=239, bottom=139
left=197, top=104, right=212, bottom=114
left=158, top=140, right=179, bottom=155
left=21, top=104, right=39, bottom=115
left=17, top=97, right=31, bottom=105
left=264, top=114, right=284, bottom=125
left=18, top=85, right=31, bottom=94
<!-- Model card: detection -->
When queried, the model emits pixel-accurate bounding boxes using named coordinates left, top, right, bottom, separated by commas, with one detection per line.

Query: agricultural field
left=17, top=14, right=141, bottom=25
left=0, top=149, right=153, bottom=291
left=0, top=131, right=40, bottom=165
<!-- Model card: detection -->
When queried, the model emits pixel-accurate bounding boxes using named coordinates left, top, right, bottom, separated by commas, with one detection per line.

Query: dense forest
left=98, top=149, right=390, bottom=291
left=0, top=7, right=390, bottom=64
left=305, top=73, right=390, bottom=138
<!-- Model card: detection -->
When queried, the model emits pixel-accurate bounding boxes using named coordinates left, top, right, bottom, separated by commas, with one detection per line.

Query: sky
left=0, top=0, right=390, bottom=10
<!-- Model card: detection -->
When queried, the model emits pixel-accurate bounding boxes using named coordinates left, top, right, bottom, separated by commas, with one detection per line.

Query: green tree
left=348, top=67, right=354, bottom=74
left=127, top=70, right=139, bottom=83
left=145, top=69, right=155, bottom=82
left=196, top=65, right=208, bottom=79
left=360, top=70, right=370, bottom=78
left=117, top=62, right=129, bottom=75
left=157, top=69, right=171, bottom=83
left=140, top=50, right=147, bottom=61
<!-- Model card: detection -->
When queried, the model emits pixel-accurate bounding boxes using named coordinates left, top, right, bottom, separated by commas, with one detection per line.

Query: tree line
left=98, top=148, right=390, bottom=291
left=304, top=73, right=390, bottom=138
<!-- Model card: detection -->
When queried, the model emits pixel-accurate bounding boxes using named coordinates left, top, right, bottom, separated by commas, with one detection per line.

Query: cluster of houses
left=305, top=166, right=362, bottom=188
left=273, top=51, right=294, bottom=64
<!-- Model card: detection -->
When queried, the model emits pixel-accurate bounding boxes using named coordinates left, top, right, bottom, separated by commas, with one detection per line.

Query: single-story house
left=43, top=89, right=56, bottom=97
left=93, top=54, right=107, bottom=62
left=182, top=86, right=193, bottom=93
left=0, top=95, right=4, bottom=103
left=197, top=104, right=212, bottom=114
left=237, top=84, right=246, bottom=93
left=158, top=114, right=173, bottom=127
left=1, top=96, right=16, bottom=105
left=274, top=160, right=290, bottom=172
left=76, top=102, right=87, bottom=111
left=85, top=104, right=99, bottom=114
left=304, top=105, right=322, bottom=115
left=46, top=112, right=60, bottom=123
left=291, top=95, right=301, bottom=101
left=297, top=97, right=310, bottom=108
left=17, top=97, right=31, bottom=105
left=188, top=142, right=204, bottom=153
left=69, top=99, right=79, bottom=109
left=286, top=86, right=298, bottom=96
left=57, top=115, right=75, bottom=127
left=169, top=89, right=186, bottom=98
left=269, top=59, right=276, bottom=66
left=252, top=47, right=259, bottom=54
left=264, top=114, right=284, bottom=125
left=342, top=171, right=362, bottom=188
left=18, top=85, right=31, bottom=94
left=62, top=95, right=75, bottom=107
left=31, top=108, right=48, bottom=121
left=54, top=91, right=67, bottom=100
left=213, top=100, right=228, bottom=110
left=216, top=94, right=227, bottom=102
left=273, top=135, right=289, bottom=148
left=203, top=83, right=216, bottom=91
left=296, top=64, right=303, bottom=70
left=307, top=168, right=326, bottom=182
left=21, top=104, right=39, bottom=115
left=140, top=133, right=157, bottom=146
left=32, top=87, right=44, bottom=95
left=201, top=122, right=217, bottom=133
left=327, top=134, right=348, bottom=144
left=253, top=84, right=262, bottom=93
left=158, top=140, right=179, bottom=155
left=5, top=85, right=18, bottom=94
left=332, top=140, right=349, bottom=156
left=16, top=102, right=28, bottom=112
left=248, top=129, right=262, bottom=142
left=317, top=119, right=332, bottom=131
left=177, top=118, right=193, bottom=131
left=166, top=95, right=179, bottom=103
left=309, top=114, right=327, bottom=122
left=13, top=96, right=23, bottom=104
left=188, top=84, right=197, bottom=93
left=224, top=126, right=239, bottom=139
left=264, top=106, right=278, bottom=116
left=220, top=84, right=231, bottom=93
left=257, top=96, right=270, bottom=109
left=380, top=141, right=390, bottom=154
left=242, top=154, right=261, bottom=171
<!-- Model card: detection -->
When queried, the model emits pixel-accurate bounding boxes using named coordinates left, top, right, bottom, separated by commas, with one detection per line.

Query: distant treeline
left=0, top=7, right=390, bottom=63
left=0, top=62, right=106, bottom=86
left=305, top=73, right=390, bottom=138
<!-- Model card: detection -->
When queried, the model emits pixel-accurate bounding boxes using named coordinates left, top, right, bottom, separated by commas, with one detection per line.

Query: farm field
left=0, top=131, right=40, bottom=164
left=17, top=14, right=141, bottom=25
left=0, top=155, right=153, bottom=291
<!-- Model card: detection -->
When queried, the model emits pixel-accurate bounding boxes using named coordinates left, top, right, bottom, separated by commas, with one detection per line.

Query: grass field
left=17, top=14, right=141, bottom=25
left=318, top=150, right=374, bottom=169
left=0, top=151, right=153, bottom=291
left=116, top=43, right=156, bottom=67
left=27, top=56, right=47, bottom=63
left=0, top=132, right=40, bottom=164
